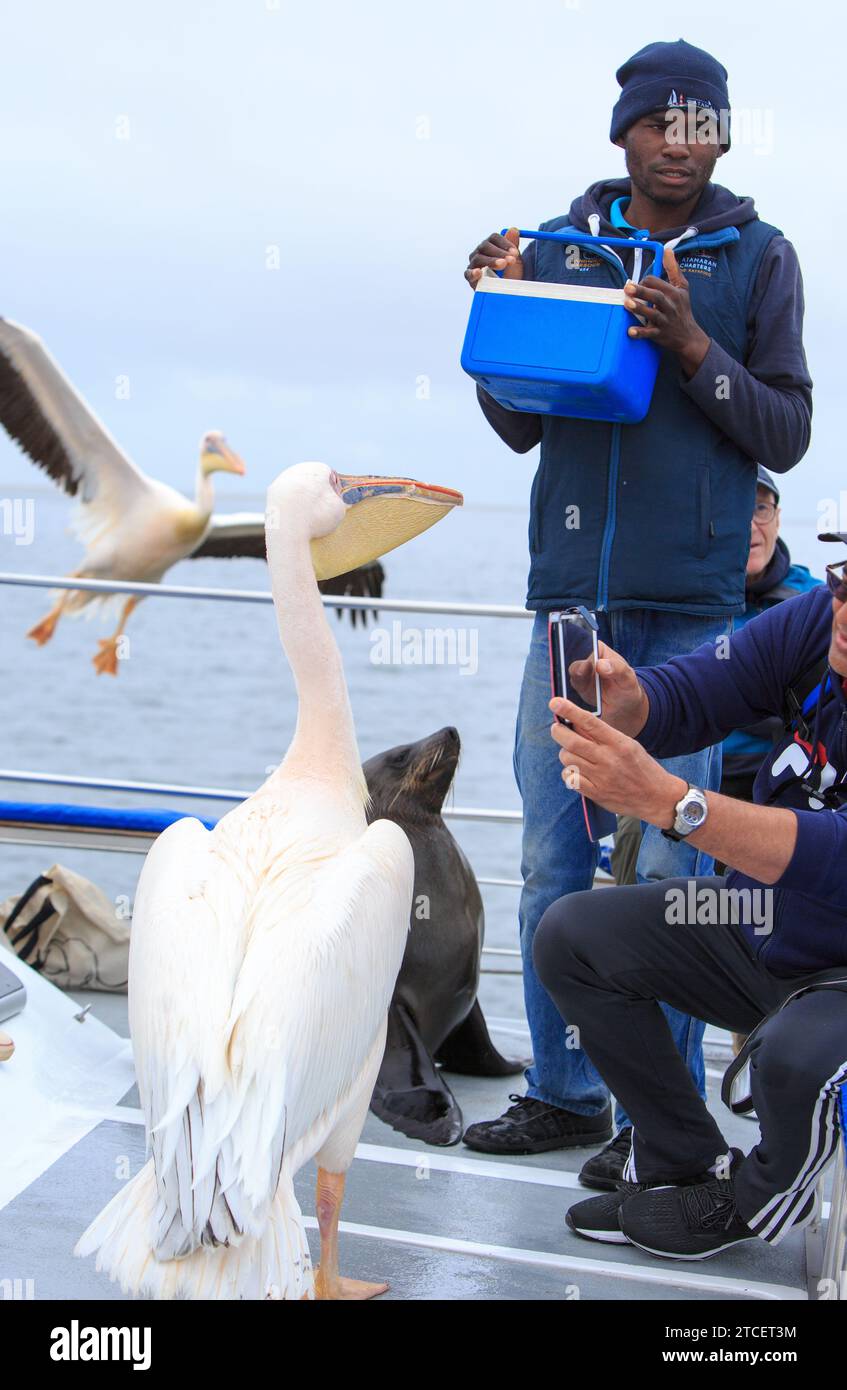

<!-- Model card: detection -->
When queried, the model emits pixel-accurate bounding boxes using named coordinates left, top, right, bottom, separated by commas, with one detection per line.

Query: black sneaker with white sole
left=619, top=1148, right=764, bottom=1260
left=578, top=1126, right=633, bottom=1191
left=566, top=1180, right=650, bottom=1244
left=566, top=1152, right=727, bottom=1245
left=462, top=1095, right=612, bottom=1155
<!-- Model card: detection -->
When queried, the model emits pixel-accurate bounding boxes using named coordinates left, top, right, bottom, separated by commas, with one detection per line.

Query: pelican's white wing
left=0, top=318, right=156, bottom=544
left=222, top=817, right=413, bottom=1185
left=130, top=810, right=412, bottom=1260
left=128, top=815, right=250, bottom=1259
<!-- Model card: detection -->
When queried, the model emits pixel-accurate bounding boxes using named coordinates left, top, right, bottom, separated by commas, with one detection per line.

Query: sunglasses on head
left=826, top=559, right=847, bottom=603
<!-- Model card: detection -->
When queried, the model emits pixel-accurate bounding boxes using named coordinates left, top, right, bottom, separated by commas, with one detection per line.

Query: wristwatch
left=662, top=784, right=709, bottom=841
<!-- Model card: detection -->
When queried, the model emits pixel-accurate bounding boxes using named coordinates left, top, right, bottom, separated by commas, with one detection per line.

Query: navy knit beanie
left=610, top=39, right=730, bottom=148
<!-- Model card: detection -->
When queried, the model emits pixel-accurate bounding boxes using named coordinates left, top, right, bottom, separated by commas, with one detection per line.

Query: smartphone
left=548, top=606, right=601, bottom=725
left=548, top=607, right=615, bottom=843
left=0, top=961, right=26, bottom=1024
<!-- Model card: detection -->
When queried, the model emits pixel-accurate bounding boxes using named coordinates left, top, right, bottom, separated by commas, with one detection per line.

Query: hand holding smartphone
left=548, top=607, right=616, bottom=843
left=548, top=606, right=601, bottom=723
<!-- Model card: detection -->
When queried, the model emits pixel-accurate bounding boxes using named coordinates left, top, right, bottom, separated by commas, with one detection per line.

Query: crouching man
left=534, top=533, right=847, bottom=1258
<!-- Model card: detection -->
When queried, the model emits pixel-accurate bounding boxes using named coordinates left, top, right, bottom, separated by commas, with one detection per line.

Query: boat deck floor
left=0, top=985, right=820, bottom=1303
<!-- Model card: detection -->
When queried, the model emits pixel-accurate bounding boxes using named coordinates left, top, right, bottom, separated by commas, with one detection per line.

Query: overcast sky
left=1, top=0, right=843, bottom=537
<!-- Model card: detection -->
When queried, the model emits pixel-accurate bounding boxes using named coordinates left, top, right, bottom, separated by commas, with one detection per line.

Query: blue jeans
left=514, top=607, right=729, bottom=1125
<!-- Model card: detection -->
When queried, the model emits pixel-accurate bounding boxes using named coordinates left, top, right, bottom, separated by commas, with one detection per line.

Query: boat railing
left=0, top=570, right=531, bottom=969
left=0, top=571, right=533, bottom=620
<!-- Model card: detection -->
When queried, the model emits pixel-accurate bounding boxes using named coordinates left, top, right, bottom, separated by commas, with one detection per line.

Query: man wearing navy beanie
left=610, top=39, right=731, bottom=147
left=463, top=42, right=812, bottom=1180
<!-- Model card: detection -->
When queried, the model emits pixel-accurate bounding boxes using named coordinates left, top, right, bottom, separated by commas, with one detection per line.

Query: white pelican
left=75, top=462, right=463, bottom=1299
left=0, top=318, right=384, bottom=674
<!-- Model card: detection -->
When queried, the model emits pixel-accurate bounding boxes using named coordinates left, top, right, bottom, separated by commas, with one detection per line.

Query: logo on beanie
left=668, top=90, right=716, bottom=111
left=665, top=95, right=729, bottom=147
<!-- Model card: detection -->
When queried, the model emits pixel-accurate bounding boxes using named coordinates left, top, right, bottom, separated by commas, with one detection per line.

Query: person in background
left=462, top=40, right=812, bottom=1181
left=610, top=815, right=642, bottom=887
left=614, top=467, right=820, bottom=892
left=610, top=467, right=820, bottom=1072
left=612, top=468, right=820, bottom=1068
left=719, top=465, right=820, bottom=813
left=719, top=464, right=819, bottom=1057
left=533, top=540, right=847, bottom=1261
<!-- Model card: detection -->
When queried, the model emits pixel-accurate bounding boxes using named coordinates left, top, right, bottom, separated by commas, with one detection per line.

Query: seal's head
left=364, top=726, right=460, bottom=824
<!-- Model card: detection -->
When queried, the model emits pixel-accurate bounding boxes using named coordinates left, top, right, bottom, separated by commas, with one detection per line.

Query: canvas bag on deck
left=0, top=863, right=129, bottom=991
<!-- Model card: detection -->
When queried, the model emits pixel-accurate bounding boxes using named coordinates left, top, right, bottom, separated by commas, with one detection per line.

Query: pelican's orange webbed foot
left=27, top=612, right=60, bottom=645
left=314, top=1272, right=388, bottom=1300
left=92, top=637, right=121, bottom=677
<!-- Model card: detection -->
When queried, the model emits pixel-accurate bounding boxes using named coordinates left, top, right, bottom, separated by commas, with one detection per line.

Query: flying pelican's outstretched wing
left=317, top=560, right=385, bottom=626
left=0, top=318, right=155, bottom=540
left=190, top=512, right=386, bottom=623
left=188, top=512, right=268, bottom=560
left=129, top=810, right=412, bottom=1267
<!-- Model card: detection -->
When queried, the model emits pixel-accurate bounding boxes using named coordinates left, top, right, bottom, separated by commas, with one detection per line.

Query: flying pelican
left=75, top=462, right=463, bottom=1299
left=0, top=318, right=385, bottom=674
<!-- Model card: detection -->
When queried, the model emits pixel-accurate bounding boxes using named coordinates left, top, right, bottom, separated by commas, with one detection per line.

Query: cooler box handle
left=505, top=228, right=666, bottom=280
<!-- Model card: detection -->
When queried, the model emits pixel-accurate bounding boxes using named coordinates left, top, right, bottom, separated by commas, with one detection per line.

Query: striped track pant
left=533, top=876, right=847, bottom=1242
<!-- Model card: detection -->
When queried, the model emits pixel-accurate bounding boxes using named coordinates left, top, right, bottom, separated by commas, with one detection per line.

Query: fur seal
left=364, top=726, right=523, bottom=1145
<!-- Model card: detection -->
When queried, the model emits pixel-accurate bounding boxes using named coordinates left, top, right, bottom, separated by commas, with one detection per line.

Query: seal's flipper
left=370, top=1003, right=464, bottom=1146
left=435, top=1000, right=527, bottom=1078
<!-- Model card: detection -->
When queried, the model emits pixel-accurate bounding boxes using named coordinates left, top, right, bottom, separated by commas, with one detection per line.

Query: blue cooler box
left=461, top=229, right=664, bottom=424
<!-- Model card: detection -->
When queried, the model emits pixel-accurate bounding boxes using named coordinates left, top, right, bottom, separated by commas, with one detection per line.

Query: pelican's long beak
left=202, top=436, right=247, bottom=477
left=310, top=473, right=463, bottom=581
left=217, top=439, right=246, bottom=476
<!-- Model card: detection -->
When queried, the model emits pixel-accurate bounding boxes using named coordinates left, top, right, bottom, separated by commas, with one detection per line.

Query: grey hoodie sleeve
left=679, top=236, right=812, bottom=473
left=475, top=240, right=543, bottom=454
left=476, top=384, right=543, bottom=453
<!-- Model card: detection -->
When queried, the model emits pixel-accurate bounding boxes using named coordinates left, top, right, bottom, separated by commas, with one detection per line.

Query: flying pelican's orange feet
left=92, top=638, right=121, bottom=677
left=27, top=612, right=59, bottom=645
left=313, top=1272, right=389, bottom=1301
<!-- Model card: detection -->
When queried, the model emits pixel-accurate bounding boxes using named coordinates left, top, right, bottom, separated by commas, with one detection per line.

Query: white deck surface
left=0, top=966, right=825, bottom=1303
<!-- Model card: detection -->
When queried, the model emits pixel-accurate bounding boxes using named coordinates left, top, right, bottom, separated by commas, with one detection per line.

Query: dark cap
left=756, top=464, right=779, bottom=504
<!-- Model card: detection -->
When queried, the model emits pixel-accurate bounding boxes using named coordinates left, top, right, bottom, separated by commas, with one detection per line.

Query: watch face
left=682, top=798, right=706, bottom=828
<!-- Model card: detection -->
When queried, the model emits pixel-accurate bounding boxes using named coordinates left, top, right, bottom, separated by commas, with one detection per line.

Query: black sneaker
left=462, top=1095, right=612, bottom=1155
left=566, top=1180, right=650, bottom=1244
left=620, top=1149, right=756, bottom=1260
left=578, top=1127, right=633, bottom=1191
left=567, top=1152, right=725, bottom=1245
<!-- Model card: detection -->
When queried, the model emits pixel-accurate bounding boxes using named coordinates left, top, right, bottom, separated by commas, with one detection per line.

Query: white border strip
left=355, top=1142, right=582, bottom=1190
